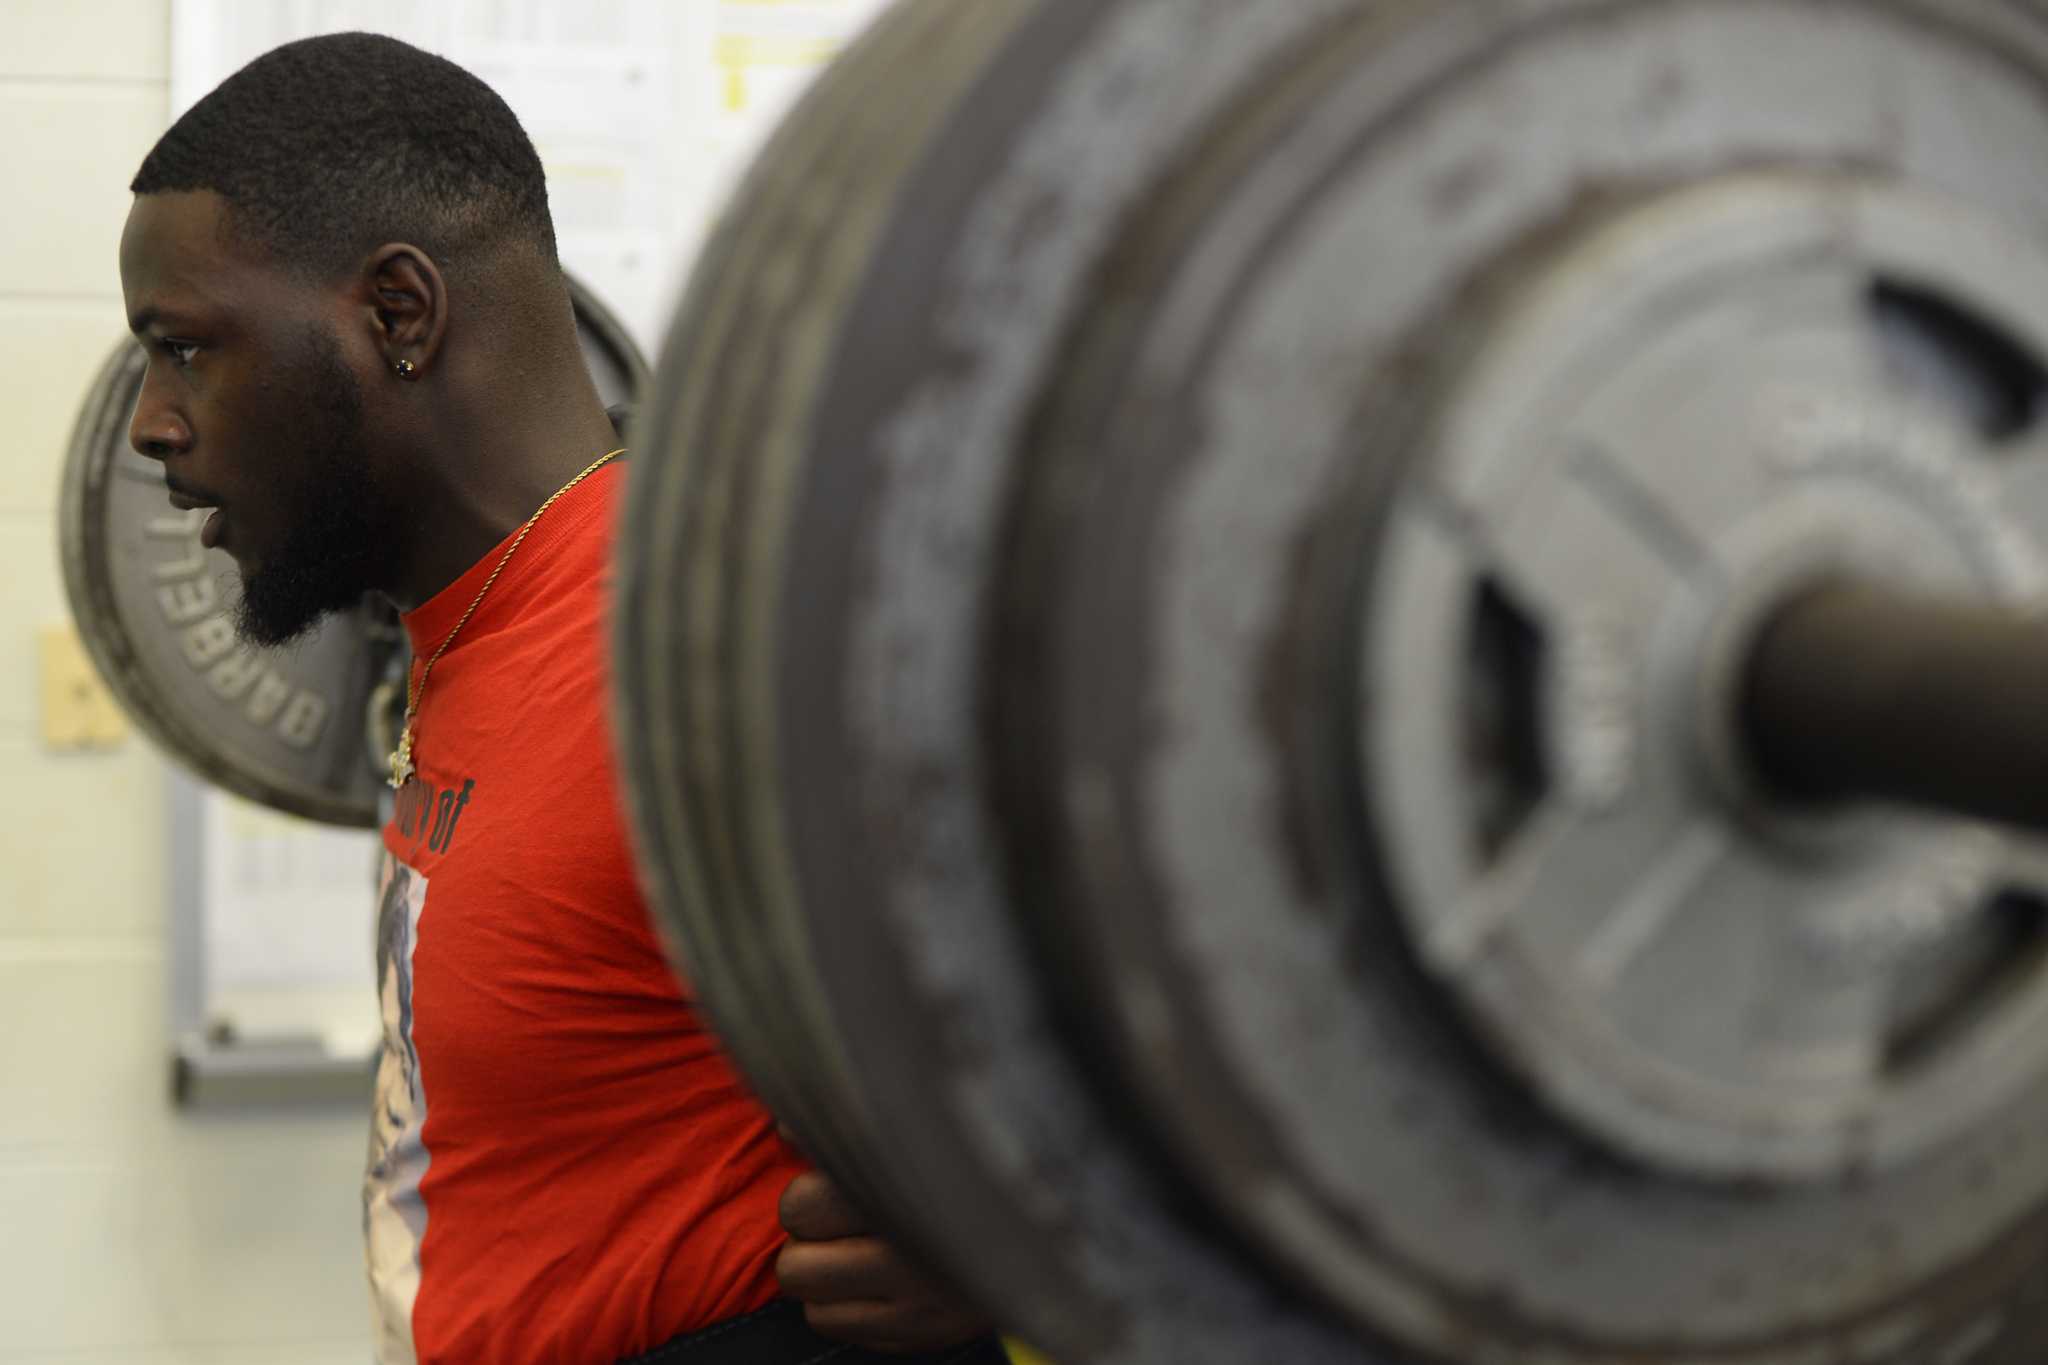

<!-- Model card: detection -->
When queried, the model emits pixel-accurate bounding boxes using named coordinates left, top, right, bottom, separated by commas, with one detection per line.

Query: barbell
left=56, top=0, right=2048, bottom=1360
left=611, top=1, right=2048, bottom=1361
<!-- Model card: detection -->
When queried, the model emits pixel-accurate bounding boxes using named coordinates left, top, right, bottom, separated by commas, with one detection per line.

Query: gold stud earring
left=394, top=359, right=418, bottom=380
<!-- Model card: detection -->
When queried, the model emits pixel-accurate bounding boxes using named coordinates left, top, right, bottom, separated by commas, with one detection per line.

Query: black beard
left=233, top=330, right=393, bottom=647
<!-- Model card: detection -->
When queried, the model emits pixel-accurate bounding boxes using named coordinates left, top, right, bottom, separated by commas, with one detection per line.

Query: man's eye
left=162, top=339, right=200, bottom=365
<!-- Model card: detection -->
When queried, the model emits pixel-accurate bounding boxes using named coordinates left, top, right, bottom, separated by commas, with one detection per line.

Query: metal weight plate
left=61, top=271, right=646, bottom=827
left=618, top=1, right=2048, bottom=1363
left=993, top=2, right=2048, bottom=1362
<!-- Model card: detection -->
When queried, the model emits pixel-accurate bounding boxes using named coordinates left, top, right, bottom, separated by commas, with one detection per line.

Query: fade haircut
left=131, top=32, right=557, bottom=281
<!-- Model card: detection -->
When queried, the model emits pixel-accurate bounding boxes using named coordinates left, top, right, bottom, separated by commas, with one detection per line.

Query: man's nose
left=128, top=389, right=191, bottom=462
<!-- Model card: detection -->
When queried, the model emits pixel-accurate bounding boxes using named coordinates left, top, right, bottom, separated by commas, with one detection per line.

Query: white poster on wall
left=197, top=788, right=382, bottom=1051
left=170, top=0, right=893, bottom=351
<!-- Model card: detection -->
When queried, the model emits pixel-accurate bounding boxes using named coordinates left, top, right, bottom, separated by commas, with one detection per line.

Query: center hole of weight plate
left=1869, top=276, right=2048, bottom=446
left=1882, top=884, right=2048, bottom=1077
left=1460, top=574, right=1550, bottom=865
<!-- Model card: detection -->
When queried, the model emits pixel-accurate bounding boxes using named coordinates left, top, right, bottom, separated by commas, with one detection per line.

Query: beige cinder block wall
left=0, top=4, right=370, bottom=1360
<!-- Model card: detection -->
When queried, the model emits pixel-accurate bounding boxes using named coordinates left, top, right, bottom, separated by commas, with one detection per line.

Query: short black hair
left=132, top=32, right=557, bottom=279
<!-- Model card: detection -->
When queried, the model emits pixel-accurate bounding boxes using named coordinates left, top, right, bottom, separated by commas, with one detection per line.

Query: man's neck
left=380, top=375, right=622, bottom=613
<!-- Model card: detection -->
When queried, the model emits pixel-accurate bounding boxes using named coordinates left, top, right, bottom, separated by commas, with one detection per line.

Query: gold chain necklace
left=387, top=447, right=626, bottom=789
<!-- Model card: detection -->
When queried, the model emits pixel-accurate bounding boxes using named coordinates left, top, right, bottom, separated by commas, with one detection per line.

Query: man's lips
left=163, top=484, right=227, bottom=548
left=164, top=479, right=217, bottom=511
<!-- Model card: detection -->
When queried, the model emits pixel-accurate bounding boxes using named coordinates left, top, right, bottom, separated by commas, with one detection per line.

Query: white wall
left=0, top=3, right=370, bottom=1360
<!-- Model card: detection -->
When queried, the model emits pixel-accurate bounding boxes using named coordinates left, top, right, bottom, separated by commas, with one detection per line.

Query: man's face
left=119, top=191, right=397, bottom=646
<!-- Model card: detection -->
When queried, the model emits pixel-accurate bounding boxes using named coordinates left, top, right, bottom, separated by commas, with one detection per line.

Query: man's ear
left=361, top=243, right=448, bottom=380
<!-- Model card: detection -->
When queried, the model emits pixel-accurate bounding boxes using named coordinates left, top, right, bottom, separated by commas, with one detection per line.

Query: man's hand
left=776, top=1166, right=991, bottom=1354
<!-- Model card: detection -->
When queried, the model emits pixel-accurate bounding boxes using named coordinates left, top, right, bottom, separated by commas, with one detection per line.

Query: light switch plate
left=40, top=624, right=127, bottom=750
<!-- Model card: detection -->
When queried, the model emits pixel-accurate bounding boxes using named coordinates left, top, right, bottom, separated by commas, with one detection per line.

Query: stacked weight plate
left=616, top=1, right=2048, bottom=1361
left=62, top=272, right=647, bottom=827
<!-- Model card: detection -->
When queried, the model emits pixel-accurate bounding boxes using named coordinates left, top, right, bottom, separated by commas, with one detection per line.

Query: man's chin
left=233, top=602, right=334, bottom=649
left=233, top=568, right=355, bottom=648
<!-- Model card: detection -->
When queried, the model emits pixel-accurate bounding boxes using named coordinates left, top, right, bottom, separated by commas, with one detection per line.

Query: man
left=119, top=31, right=996, bottom=1365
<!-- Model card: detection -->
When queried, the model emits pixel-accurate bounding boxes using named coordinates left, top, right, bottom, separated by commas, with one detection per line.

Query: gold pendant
left=388, top=727, right=415, bottom=790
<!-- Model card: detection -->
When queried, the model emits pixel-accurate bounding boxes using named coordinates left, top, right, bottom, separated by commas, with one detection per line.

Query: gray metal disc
left=1365, top=177, right=2048, bottom=1187
left=996, top=2, right=2048, bottom=1361
left=61, top=271, right=646, bottom=828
